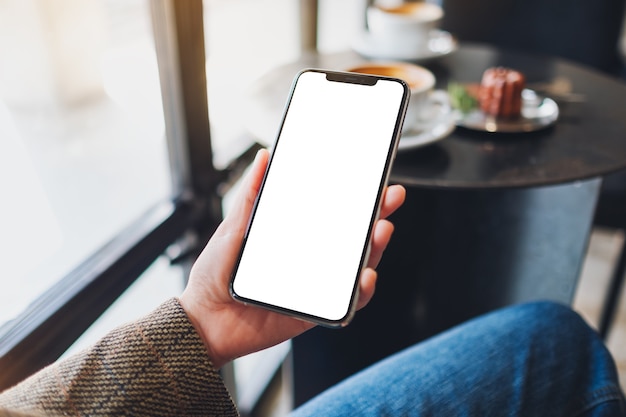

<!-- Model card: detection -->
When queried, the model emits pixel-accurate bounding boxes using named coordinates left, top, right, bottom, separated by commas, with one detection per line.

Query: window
left=0, top=0, right=169, bottom=330
left=0, top=0, right=220, bottom=390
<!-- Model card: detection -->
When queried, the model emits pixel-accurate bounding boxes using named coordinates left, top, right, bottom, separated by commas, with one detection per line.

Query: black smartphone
left=230, top=68, right=410, bottom=327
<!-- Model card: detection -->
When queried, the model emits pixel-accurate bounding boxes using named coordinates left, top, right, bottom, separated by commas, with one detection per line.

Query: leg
left=289, top=301, right=625, bottom=417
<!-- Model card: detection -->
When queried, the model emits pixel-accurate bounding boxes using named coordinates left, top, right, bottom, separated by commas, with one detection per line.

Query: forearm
left=0, top=298, right=237, bottom=417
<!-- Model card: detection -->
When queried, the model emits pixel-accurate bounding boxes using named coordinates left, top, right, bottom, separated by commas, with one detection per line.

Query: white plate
left=352, top=29, right=458, bottom=62
left=399, top=91, right=456, bottom=150
left=455, top=89, right=559, bottom=133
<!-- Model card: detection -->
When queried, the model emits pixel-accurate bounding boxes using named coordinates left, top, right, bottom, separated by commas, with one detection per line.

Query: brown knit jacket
left=0, top=298, right=239, bottom=416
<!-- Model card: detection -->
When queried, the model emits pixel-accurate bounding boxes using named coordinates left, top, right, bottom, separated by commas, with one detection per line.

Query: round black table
left=243, top=43, right=626, bottom=405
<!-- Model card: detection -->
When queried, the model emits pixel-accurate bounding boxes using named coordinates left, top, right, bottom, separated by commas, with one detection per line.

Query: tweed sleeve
left=0, top=298, right=239, bottom=417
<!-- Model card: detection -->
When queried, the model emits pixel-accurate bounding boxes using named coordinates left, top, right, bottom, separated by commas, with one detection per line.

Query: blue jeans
left=290, top=301, right=626, bottom=416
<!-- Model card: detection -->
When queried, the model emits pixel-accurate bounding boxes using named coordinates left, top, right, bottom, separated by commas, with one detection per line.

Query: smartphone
left=230, top=68, right=409, bottom=327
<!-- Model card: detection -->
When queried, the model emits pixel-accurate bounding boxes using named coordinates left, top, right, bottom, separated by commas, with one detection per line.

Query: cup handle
left=429, top=89, right=452, bottom=113
left=412, top=89, right=451, bottom=129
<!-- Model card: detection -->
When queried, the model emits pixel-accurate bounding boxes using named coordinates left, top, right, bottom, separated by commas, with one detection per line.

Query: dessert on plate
left=478, top=67, right=526, bottom=118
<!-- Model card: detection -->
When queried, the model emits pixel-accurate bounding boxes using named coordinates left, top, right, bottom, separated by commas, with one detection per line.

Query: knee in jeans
left=510, top=300, right=595, bottom=346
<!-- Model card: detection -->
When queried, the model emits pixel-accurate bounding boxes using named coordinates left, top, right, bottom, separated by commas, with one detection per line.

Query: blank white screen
left=232, top=71, right=405, bottom=323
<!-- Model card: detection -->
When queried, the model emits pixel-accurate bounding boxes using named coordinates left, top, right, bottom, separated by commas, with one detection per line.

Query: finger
left=367, top=219, right=395, bottom=269
left=221, top=149, right=269, bottom=231
left=356, top=268, right=377, bottom=310
left=201, top=149, right=268, bottom=273
left=379, top=184, right=406, bottom=220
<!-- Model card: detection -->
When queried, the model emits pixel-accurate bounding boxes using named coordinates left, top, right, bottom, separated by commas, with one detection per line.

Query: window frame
left=0, top=0, right=239, bottom=391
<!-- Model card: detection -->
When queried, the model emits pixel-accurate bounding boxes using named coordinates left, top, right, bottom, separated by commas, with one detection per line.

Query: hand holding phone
left=230, top=69, right=409, bottom=327
left=180, top=147, right=405, bottom=369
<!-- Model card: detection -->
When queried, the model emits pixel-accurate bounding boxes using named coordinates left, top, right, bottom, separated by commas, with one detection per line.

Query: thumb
left=218, top=149, right=269, bottom=236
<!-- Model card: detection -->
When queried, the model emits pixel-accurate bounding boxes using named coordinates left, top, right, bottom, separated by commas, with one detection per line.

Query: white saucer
left=399, top=92, right=456, bottom=150
left=352, top=29, right=458, bottom=62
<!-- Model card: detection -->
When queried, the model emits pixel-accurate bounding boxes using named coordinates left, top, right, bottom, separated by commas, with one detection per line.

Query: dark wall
left=440, top=0, right=626, bottom=76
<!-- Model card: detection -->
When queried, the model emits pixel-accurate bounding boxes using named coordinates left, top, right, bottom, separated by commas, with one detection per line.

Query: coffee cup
left=367, top=2, right=443, bottom=48
left=346, top=62, right=441, bottom=133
